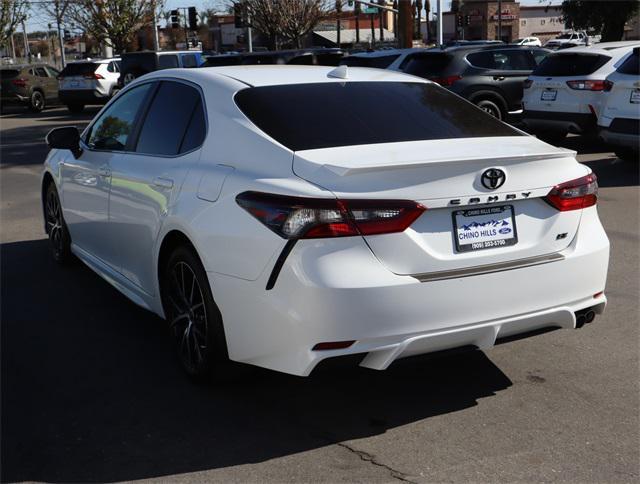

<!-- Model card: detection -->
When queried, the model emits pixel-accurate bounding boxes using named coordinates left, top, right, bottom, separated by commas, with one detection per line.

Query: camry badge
left=481, top=168, right=506, bottom=190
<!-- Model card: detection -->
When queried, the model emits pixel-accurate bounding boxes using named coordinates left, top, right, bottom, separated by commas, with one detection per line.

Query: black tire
left=162, top=245, right=230, bottom=380
left=66, top=103, right=85, bottom=113
left=28, top=90, right=45, bottom=112
left=44, top=183, right=72, bottom=264
left=614, top=147, right=639, bottom=162
left=534, top=130, right=567, bottom=145
left=475, top=98, right=504, bottom=121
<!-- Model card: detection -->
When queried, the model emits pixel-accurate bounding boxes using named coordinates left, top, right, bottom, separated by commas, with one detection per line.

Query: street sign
left=363, top=7, right=378, bottom=14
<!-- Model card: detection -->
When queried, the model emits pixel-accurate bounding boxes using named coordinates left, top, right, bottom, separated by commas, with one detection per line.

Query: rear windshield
left=204, top=55, right=242, bottom=67
left=340, top=54, right=400, bottom=69
left=400, top=53, right=452, bottom=77
left=533, top=53, right=610, bottom=76
left=618, top=49, right=639, bottom=75
left=122, top=53, right=157, bottom=72
left=234, top=81, right=520, bottom=151
left=60, top=62, right=98, bottom=76
left=0, top=69, right=20, bottom=80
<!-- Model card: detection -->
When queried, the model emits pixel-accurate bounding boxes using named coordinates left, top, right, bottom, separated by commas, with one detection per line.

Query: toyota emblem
left=481, top=168, right=506, bottom=190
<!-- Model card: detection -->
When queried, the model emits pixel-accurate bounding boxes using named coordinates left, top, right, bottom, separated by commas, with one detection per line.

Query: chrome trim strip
left=412, top=253, right=565, bottom=283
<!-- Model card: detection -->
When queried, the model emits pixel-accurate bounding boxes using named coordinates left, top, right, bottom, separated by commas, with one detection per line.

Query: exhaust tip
left=575, top=307, right=598, bottom=328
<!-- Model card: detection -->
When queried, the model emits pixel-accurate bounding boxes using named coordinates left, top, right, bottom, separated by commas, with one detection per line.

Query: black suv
left=118, top=51, right=205, bottom=86
left=393, top=45, right=551, bottom=120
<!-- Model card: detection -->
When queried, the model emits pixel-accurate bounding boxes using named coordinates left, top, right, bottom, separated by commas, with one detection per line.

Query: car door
left=490, top=49, right=537, bottom=110
left=44, top=66, right=60, bottom=100
left=108, top=79, right=207, bottom=294
left=61, top=82, right=154, bottom=267
left=33, top=66, right=56, bottom=100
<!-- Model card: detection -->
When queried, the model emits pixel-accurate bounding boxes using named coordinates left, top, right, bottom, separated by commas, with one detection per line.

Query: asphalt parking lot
left=1, top=106, right=638, bottom=483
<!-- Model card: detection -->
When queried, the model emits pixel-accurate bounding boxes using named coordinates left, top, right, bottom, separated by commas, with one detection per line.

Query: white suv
left=58, top=58, right=121, bottom=113
left=522, top=42, right=640, bottom=143
left=598, top=47, right=640, bottom=161
left=544, top=32, right=588, bottom=50
left=514, top=37, right=542, bottom=47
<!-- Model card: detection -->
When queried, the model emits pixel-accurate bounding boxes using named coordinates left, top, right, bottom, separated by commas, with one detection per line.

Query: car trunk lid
left=293, top=136, right=588, bottom=275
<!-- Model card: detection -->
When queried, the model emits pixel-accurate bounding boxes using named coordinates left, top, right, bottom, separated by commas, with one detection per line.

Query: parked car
left=0, top=64, right=59, bottom=112
left=522, top=41, right=640, bottom=143
left=386, top=45, right=551, bottom=120
left=42, top=65, right=609, bottom=380
left=339, top=48, right=416, bottom=69
left=598, top=47, right=639, bottom=161
left=118, top=51, right=205, bottom=86
left=57, top=58, right=121, bottom=113
left=203, top=48, right=346, bottom=68
left=544, top=31, right=588, bottom=50
left=514, top=37, right=542, bottom=47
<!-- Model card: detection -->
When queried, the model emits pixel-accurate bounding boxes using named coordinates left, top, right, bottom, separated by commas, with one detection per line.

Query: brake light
left=545, top=174, right=598, bottom=211
left=84, top=73, right=104, bottom=80
left=523, top=79, right=533, bottom=89
left=11, top=78, right=27, bottom=87
left=566, top=80, right=605, bottom=91
left=603, top=80, right=614, bottom=92
left=431, top=75, right=462, bottom=87
left=236, top=192, right=426, bottom=239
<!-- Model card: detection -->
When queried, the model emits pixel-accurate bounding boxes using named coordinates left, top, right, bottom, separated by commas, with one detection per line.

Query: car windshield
left=515, top=38, right=525, bottom=43
left=234, top=81, right=521, bottom=151
left=60, top=63, right=98, bottom=76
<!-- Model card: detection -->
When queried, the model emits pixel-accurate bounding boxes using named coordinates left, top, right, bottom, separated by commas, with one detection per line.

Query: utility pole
left=247, top=10, right=253, bottom=52
left=370, top=8, right=375, bottom=46
left=397, top=0, right=411, bottom=48
left=497, top=0, right=502, bottom=41
left=355, top=1, right=360, bottom=44
left=10, top=33, right=16, bottom=60
left=336, top=1, right=341, bottom=48
left=392, top=0, right=397, bottom=37
left=21, top=19, right=29, bottom=61
left=54, top=0, right=66, bottom=68
left=416, top=0, right=422, bottom=43
left=436, top=0, right=443, bottom=46
left=152, top=0, right=160, bottom=51
left=378, top=0, right=384, bottom=44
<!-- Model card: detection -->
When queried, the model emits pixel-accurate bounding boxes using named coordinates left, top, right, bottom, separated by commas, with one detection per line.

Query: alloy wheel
left=167, top=261, right=209, bottom=373
left=46, top=189, right=64, bottom=257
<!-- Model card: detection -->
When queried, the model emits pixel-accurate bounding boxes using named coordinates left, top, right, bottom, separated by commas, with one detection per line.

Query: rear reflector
left=545, top=173, right=598, bottom=211
left=593, top=291, right=604, bottom=298
left=312, top=341, right=356, bottom=351
left=431, top=75, right=462, bottom=87
left=566, top=80, right=605, bottom=91
left=236, top=192, right=425, bottom=239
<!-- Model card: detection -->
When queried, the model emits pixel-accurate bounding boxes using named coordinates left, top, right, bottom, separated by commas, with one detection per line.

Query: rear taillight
left=566, top=80, right=605, bottom=91
left=545, top=173, right=598, bottom=211
left=11, top=78, right=27, bottom=87
left=431, top=75, right=462, bottom=87
left=603, top=80, right=614, bottom=92
left=236, top=192, right=426, bottom=239
left=84, top=73, right=104, bottom=80
left=523, top=79, right=533, bottom=89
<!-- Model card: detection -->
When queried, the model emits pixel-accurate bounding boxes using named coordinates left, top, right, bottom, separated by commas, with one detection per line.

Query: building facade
left=519, top=5, right=566, bottom=43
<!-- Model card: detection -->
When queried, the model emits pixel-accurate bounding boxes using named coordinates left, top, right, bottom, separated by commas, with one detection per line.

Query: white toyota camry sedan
left=42, top=65, right=610, bottom=379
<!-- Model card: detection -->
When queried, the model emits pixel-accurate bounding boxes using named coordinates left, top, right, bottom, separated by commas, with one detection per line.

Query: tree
left=0, top=0, right=28, bottom=49
left=561, top=0, right=639, bottom=42
left=68, top=0, right=163, bottom=53
left=230, top=0, right=332, bottom=49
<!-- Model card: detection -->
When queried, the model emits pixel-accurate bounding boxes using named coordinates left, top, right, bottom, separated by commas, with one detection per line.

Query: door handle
left=98, top=165, right=111, bottom=177
left=153, top=177, right=174, bottom=189
left=493, top=76, right=505, bottom=81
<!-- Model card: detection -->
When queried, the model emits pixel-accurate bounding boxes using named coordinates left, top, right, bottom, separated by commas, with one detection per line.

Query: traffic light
left=465, top=15, right=470, bottom=27
left=188, top=6, right=198, bottom=31
left=234, top=2, right=246, bottom=28
left=170, top=10, right=180, bottom=29
left=456, top=14, right=463, bottom=28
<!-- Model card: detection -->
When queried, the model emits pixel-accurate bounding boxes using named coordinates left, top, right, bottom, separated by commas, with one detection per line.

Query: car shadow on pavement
left=583, top=157, right=640, bottom=188
left=0, top=106, right=100, bottom=120
left=1, top=238, right=513, bottom=482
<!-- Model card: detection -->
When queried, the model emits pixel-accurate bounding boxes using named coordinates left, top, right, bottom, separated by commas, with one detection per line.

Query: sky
left=26, top=0, right=559, bottom=33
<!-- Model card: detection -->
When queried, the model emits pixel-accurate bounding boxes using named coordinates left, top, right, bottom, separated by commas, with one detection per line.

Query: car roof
left=142, top=64, right=425, bottom=88
left=66, top=58, right=121, bottom=64
left=0, top=64, right=50, bottom=70
left=346, top=48, right=416, bottom=58
left=561, top=41, right=640, bottom=54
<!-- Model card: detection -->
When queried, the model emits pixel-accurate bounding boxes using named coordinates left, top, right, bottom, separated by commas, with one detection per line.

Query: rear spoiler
left=320, top=149, right=577, bottom=177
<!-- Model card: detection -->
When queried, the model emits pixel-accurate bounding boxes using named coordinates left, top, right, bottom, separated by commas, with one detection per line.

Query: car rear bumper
left=59, top=89, right=110, bottom=104
left=1, top=93, right=28, bottom=105
left=209, top=206, right=609, bottom=376
left=599, top=127, right=639, bottom=149
left=523, top=110, right=597, bottom=134
left=598, top=117, right=640, bottom=149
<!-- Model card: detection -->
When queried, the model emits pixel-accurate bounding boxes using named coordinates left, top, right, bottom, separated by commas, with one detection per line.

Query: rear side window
left=158, top=55, right=179, bottom=69
left=60, top=63, right=98, bottom=76
left=340, top=54, right=400, bottom=69
left=34, top=67, right=49, bottom=77
left=182, top=54, right=197, bottom=68
left=0, top=69, right=20, bottom=80
left=135, top=81, right=204, bottom=155
left=618, top=49, right=639, bottom=75
left=235, top=82, right=521, bottom=151
left=467, top=50, right=534, bottom=70
left=401, top=53, right=452, bottom=78
left=533, top=53, right=610, bottom=76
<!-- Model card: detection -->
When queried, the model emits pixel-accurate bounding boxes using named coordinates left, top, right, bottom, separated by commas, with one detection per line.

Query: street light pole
left=152, top=0, right=160, bottom=51
left=437, top=0, right=443, bottom=46
left=498, top=0, right=502, bottom=41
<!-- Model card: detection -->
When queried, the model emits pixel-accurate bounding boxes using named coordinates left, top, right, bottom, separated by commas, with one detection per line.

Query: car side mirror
left=46, top=126, right=82, bottom=157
